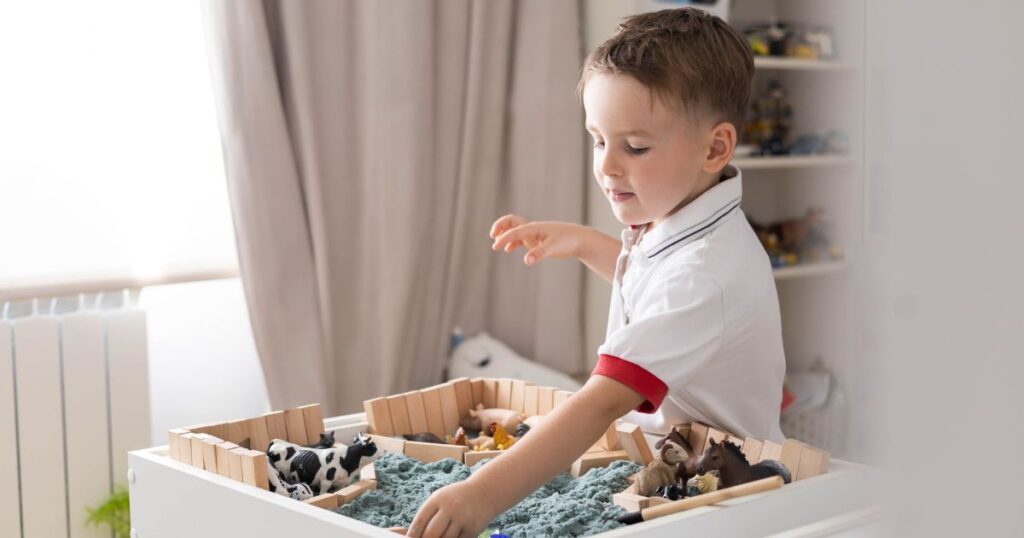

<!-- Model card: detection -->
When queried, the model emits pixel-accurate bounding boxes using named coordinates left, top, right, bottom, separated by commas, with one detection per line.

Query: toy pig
left=459, top=403, right=525, bottom=433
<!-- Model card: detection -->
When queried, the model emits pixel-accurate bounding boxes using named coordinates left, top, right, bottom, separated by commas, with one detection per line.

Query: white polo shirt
left=594, top=165, right=786, bottom=442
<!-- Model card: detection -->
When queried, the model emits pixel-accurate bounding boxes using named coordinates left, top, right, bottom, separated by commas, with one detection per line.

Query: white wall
left=141, top=278, right=269, bottom=446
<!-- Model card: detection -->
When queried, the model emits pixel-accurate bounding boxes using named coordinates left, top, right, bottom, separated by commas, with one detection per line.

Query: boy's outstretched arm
left=490, top=214, right=621, bottom=283
left=406, top=375, right=645, bottom=538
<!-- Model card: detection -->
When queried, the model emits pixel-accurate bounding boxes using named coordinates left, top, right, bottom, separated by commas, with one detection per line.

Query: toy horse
left=695, top=439, right=791, bottom=489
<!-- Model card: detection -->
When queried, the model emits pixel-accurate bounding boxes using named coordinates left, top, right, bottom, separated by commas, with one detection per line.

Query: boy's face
left=584, top=73, right=713, bottom=228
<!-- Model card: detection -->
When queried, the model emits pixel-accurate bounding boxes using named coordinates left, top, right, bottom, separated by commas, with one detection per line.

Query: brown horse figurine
left=695, top=439, right=792, bottom=488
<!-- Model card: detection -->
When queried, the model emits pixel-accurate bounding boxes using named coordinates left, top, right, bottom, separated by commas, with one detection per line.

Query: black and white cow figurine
left=266, top=433, right=378, bottom=495
left=266, top=463, right=314, bottom=500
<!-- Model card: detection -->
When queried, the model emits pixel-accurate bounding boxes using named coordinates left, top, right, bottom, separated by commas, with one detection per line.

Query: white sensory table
left=129, top=413, right=881, bottom=538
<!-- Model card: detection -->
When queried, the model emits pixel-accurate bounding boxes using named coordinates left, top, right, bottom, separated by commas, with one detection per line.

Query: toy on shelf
left=684, top=471, right=720, bottom=497
left=748, top=208, right=844, bottom=268
left=267, top=434, right=379, bottom=495
left=744, top=79, right=793, bottom=155
left=636, top=442, right=687, bottom=497
left=744, top=22, right=836, bottom=60
left=695, top=439, right=791, bottom=489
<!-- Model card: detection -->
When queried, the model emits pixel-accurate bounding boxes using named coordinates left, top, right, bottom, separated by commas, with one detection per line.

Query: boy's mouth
left=610, top=189, right=634, bottom=202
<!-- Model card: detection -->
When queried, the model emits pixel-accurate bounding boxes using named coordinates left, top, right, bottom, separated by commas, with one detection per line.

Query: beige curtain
left=203, top=0, right=586, bottom=415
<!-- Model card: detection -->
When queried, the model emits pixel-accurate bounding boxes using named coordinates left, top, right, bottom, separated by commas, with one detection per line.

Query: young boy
left=407, top=8, right=784, bottom=537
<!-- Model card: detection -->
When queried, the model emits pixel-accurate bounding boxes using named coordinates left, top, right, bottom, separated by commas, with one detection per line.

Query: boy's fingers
left=492, top=226, right=526, bottom=251
left=423, top=514, right=451, bottom=538
left=407, top=504, right=438, bottom=537
left=489, top=214, right=521, bottom=239
left=524, top=245, right=546, bottom=266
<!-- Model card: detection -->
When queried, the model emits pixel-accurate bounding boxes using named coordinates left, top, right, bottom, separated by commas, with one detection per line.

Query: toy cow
left=267, top=464, right=314, bottom=500
left=267, top=433, right=378, bottom=495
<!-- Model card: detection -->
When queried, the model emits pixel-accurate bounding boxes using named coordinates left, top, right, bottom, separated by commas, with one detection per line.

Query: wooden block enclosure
left=611, top=422, right=832, bottom=512
left=362, top=377, right=621, bottom=470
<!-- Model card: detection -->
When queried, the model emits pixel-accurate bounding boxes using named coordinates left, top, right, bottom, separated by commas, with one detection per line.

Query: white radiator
left=1, top=292, right=151, bottom=538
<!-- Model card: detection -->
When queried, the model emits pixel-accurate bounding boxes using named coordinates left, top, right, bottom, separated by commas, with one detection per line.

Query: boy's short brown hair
left=578, top=7, right=754, bottom=130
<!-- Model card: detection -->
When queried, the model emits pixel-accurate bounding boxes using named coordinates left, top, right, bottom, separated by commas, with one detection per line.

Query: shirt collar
left=637, top=164, right=743, bottom=259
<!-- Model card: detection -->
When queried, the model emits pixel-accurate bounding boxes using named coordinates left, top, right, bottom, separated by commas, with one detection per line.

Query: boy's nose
left=599, top=151, right=622, bottom=178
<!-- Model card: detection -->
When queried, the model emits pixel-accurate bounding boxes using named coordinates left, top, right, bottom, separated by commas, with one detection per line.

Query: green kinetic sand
left=335, top=452, right=643, bottom=537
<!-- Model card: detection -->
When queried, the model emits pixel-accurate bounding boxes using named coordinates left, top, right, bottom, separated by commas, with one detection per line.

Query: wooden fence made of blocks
left=362, top=377, right=617, bottom=467
left=612, top=421, right=831, bottom=512
left=165, top=403, right=328, bottom=491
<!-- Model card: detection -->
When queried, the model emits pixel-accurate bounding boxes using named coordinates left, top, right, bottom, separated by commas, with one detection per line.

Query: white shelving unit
left=733, top=154, right=853, bottom=170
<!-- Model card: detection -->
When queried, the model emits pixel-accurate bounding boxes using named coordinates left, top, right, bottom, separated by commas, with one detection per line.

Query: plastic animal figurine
left=514, top=423, right=530, bottom=438
left=468, top=435, right=495, bottom=451
left=403, top=432, right=445, bottom=444
left=490, top=423, right=515, bottom=450
left=654, top=429, right=699, bottom=486
left=304, top=430, right=336, bottom=449
left=459, top=403, right=525, bottom=433
left=655, top=483, right=682, bottom=501
left=447, top=427, right=468, bottom=446
left=267, top=433, right=378, bottom=494
left=267, top=462, right=314, bottom=500
left=696, top=439, right=792, bottom=489
left=685, top=471, right=720, bottom=497
left=636, top=442, right=687, bottom=497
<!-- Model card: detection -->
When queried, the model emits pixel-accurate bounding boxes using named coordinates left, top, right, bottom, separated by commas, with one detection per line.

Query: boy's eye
left=627, top=145, right=649, bottom=155
left=593, top=141, right=605, bottom=149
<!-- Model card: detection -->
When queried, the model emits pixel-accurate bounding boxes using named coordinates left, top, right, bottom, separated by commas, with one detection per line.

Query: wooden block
left=779, top=439, right=805, bottom=477
left=215, top=442, right=239, bottom=477
left=741, top=437, right=764, bottom=465
left=795, top=446, right=830, bottom=481
left=403, top=392, right=429, bottom=435
left=263, top=410, right=288, bottom=441
left=240, top=449, right=269, bottom=489
left=727, top=435, right=745, bottom=448
left=616, top=423, right=653, bottom=465
left=196, top=434, right=222, bottom=473
left=299, top=404, right=326, bottom=445
left=612, top=492, right=650, bottom=512
left=570, top=450, right=630, bottom=478
left=360, top=462, right=376, bottom=481
left=451, top=378, right=474, bottom=420
left=463, top=449, right=503, bottom=467
left=305, top=492, right=339, bottom=509
left=672, top=423, right=691, bottom=443
left=226, top=419, right=251, bottom=448
left=363, top=397, right=394, bottom=437
left=470, top=378, right=485, bottom=408
left=482, top=378, right=498, bottom=408
left=284, top=408, right=310, bottom=445
left=438, top=383, right=461, bottom=435
left=759, top=440, right=783, bottom=462
left=336, top=479, right=377, bottom=505
left=186, top=422, right=229, bottom=440
left=367, top=434, right=406, bottom=455
left=536, top=386, right=556, bottom=415
left=386, top=395, right=412, bottom=436
left=167, top=428, right=188, bottom=460
left=703, top=427, right=730, bottom=454
left=646, top=496, right=672, bottom=507
left=598, top=423, right=620, bottom=450
left=419, top=388, right=447, bottom=438
left=496, top=378, right=513, bottom=409
left=510, top=380, right=527, bottom=413
left=404, top=441, right=467, bottom=463
left=226, top=447, right=245, bottom=481
left=523, top=385, right=539, bottom=416
left=188, top=433, right=205, bottom=468
left=553, top=390, right=573, bottom=408
left=246, top=416, right=271, bottom=453
left=688, top=423, right=709, bottom=455
left=177, top=433, right=193, bottom=465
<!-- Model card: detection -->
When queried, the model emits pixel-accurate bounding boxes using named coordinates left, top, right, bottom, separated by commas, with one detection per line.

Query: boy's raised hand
left=489, top=214, right=584, bottom=267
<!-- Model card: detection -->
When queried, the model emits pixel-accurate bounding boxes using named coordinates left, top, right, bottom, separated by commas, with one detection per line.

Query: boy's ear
left=703, top=121, right=737, bottom=174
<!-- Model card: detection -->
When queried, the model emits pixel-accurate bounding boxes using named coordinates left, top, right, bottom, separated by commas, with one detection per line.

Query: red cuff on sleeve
left=592, top=354, right=668, bottom=413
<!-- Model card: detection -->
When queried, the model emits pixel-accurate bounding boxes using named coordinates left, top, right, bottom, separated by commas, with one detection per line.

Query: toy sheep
left=636, top=441, right=687, bottom=497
